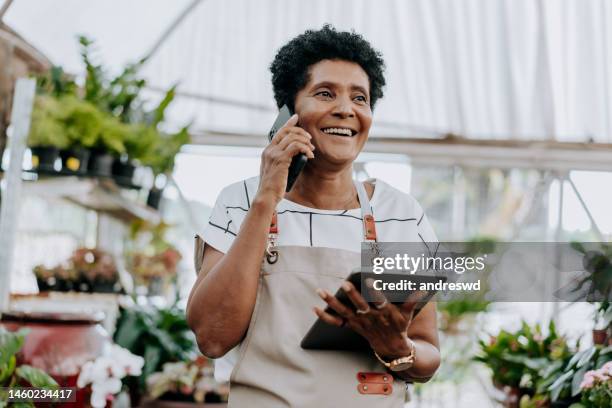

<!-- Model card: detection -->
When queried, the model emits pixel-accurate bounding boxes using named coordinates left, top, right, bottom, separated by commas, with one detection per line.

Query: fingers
left=364, top=278, right=387, bottom=308
left=313, top=307, right=344, bottom=328
left=283, top=113, right=299, bottom=130
left=276, top=127, right=313, bottom=148
left=316, top=288, right=353, bottom=318
left=341, top=281, right=371, bottom=313
left=272, top=114, right=304, bottom=144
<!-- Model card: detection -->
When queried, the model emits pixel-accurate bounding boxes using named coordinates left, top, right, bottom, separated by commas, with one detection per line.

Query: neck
left=285, top=164, right=357, bottom=210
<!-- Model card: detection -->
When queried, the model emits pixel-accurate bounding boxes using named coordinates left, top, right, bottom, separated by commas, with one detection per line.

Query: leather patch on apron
left=356, top=371, right=393, bottom=395
left=357, top=383, right=393, bottom=395
left=357, top=372, right=392, bottom=384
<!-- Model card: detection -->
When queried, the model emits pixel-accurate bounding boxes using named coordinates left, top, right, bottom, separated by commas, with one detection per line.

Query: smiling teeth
left=322, top=128, right=353, bottom=136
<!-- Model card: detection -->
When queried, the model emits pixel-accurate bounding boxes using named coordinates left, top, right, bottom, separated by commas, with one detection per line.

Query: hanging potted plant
left=570, top=243, right=612, bottom=345
left=141, top=126, right=190, bottom=209
left=112, top=123, right=157, bottom=187
left=27, top=95, right=70, bottom=172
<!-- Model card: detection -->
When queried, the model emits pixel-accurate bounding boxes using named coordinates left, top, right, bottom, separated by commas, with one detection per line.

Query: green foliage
left=36, top=66, right=77, bottom=97
left=546, top=345, right=612, bottom=404
left=28, top=95, right=70, bottom=148
left=113, top=303, right=197, bottom=390
left=0, top=328, right=58, bottom=408
left=123, top=124, right=158, bottom=162
left=570, top=242, right=612, bottom=305
left=474, top=320, right=572, bottom=391
left=141, top=126, right=190, bottom=175
left=60, top=96, right=104, bottom=149
left=77, top=35, right=188, bottom=165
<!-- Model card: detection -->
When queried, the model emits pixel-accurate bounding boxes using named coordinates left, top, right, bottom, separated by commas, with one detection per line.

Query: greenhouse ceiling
left=3, top=0, right=612, bottom=143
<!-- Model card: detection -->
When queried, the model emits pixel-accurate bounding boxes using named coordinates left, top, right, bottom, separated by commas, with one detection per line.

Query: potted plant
left=86, top=115, right=127, bottom=177
left=570, top=243, right=612, bottom=345
left=59, top=95, right=107, bottom=175
left=70, top=247, right=122, bottom=293
left=571, top=361, right=612, bottom=407
left=113, top=303, right=197, bottom=405
left=0, top=328, right=59, bottom=407
left=28, top=95, right=70, bottom=172
left=475, top=320, right=572, bottom=407
left=33, top=247, right=122, bottom=294
left=126, top=220, right=182, bottom=295
left=142, top=127, right=190, bottom=209
left=544, top=345, right=612, bottom=406
left=143, top=356, right=229, bottom=407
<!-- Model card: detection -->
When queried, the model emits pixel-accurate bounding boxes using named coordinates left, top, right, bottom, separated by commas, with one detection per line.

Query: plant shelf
left=21, top=176, right=160, bottom=223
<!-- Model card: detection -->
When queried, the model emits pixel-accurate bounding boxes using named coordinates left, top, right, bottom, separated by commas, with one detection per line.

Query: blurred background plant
left=0, top=328, right=58, bottom=408
left=113, top=302, right=197, bottom=397
left=146, top=355, right=229, bottom=404
left=125, top=220, right=182, bottom=296
left=33, top=247, right=122, bottom=293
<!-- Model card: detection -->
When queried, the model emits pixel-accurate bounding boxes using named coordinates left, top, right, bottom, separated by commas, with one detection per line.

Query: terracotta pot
left=593, top=328, right=608, bottom=345
left=1, top=310, right=111, bottom=408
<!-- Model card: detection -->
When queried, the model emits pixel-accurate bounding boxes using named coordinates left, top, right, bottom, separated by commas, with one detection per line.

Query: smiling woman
left=186, top=25, right=441, bottom=407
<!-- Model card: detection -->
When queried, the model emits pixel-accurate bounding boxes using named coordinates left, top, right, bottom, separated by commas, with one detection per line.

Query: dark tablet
left=301, top=272, right=446, bottom=351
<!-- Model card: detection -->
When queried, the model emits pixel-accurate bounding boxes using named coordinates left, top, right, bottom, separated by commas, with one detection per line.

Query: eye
left=354, top=95, right=367, bottom=103
left=315, top=90, right=333, bottom=98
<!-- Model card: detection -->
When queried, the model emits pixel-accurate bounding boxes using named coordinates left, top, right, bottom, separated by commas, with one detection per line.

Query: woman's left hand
left=313, top=279, right=425, bottom=359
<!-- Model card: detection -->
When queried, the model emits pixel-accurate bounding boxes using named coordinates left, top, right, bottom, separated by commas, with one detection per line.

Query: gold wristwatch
left=374, top=338, right=416, bottom=372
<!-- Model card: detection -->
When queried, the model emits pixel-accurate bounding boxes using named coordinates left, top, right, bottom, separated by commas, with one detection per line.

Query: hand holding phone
left=268, top=105, right=310, bottom=192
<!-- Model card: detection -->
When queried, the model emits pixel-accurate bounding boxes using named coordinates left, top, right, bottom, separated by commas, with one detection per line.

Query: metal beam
left=189, top=131, right=612, bottom=172
left=0, top=0, right=14, bottom=21
left=140, top=0, right=204, bottom=63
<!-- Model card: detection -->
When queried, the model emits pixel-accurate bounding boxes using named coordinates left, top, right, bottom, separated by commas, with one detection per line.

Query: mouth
left=320, top=127, right=358, bottom=137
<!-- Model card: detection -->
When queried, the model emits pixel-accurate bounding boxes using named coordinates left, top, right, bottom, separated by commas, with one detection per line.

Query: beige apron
left=227, top=181, right=407, bottom=407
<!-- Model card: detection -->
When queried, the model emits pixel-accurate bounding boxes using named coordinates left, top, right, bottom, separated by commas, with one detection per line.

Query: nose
left=331, top=95, right=355, bottom=119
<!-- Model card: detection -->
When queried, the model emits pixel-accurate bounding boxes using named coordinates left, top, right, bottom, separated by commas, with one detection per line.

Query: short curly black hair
left=270, top=24, right=386, bottom=112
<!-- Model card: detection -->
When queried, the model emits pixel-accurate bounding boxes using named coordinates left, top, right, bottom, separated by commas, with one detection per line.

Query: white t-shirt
left=202, top=176, right=438, bottom=382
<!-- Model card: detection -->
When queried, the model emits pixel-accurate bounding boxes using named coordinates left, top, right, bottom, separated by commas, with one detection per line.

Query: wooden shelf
left=21, top=176, right=160, bottom=223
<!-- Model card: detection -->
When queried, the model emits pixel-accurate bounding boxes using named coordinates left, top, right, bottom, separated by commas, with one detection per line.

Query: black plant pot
left=36, top=277, right=57, bottom=292
left=30, top=146, right=59, bottom=172
left=59, top=147, right=91, bottom=175
left=147, top=187, right=165, bottom=209
left=90, top=278, right=121, bottom=294
left=87, top=152, right=115, bottom=177
left=112, top=158, right=136, bottom=186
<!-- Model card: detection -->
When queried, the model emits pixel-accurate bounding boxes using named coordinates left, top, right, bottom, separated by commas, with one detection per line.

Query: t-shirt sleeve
left=201, top=187, right=238, bottom=254
left=414, top=200, right=439, bottom=244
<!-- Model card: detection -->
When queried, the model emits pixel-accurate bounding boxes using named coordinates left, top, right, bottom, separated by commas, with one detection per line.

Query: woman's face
left=293, top=59, right=373, bottom=167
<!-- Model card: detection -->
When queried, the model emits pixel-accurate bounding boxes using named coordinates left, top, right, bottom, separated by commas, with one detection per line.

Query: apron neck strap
left=268, top=180, right=378, bottom=242
left=354, top=180, right=377, bottom=242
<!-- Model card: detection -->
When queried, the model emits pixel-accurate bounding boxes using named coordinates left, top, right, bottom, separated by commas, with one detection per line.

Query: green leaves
left=15, top=365, right=58, bottom=388
left=0, top=329, right=57, bottom=407
left=475, top=320, right=572, bottom=395
left=113, top=304, right=197, bottom=391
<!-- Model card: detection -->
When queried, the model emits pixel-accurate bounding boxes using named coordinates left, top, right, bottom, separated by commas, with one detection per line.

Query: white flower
left=77, top=345, right=145, bottom=408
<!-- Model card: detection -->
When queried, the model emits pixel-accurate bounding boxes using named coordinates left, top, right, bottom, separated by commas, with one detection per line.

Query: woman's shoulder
left=216, top=176, right=259, bottom=206
left=369, top=178, right=426, bottom=217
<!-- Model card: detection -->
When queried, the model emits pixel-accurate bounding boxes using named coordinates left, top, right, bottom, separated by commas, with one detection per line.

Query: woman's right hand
left=256, top=114, right=315, bottom=205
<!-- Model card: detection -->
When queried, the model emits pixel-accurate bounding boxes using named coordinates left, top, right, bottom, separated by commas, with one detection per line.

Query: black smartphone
left=268, top=105, right=308, bottom=192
